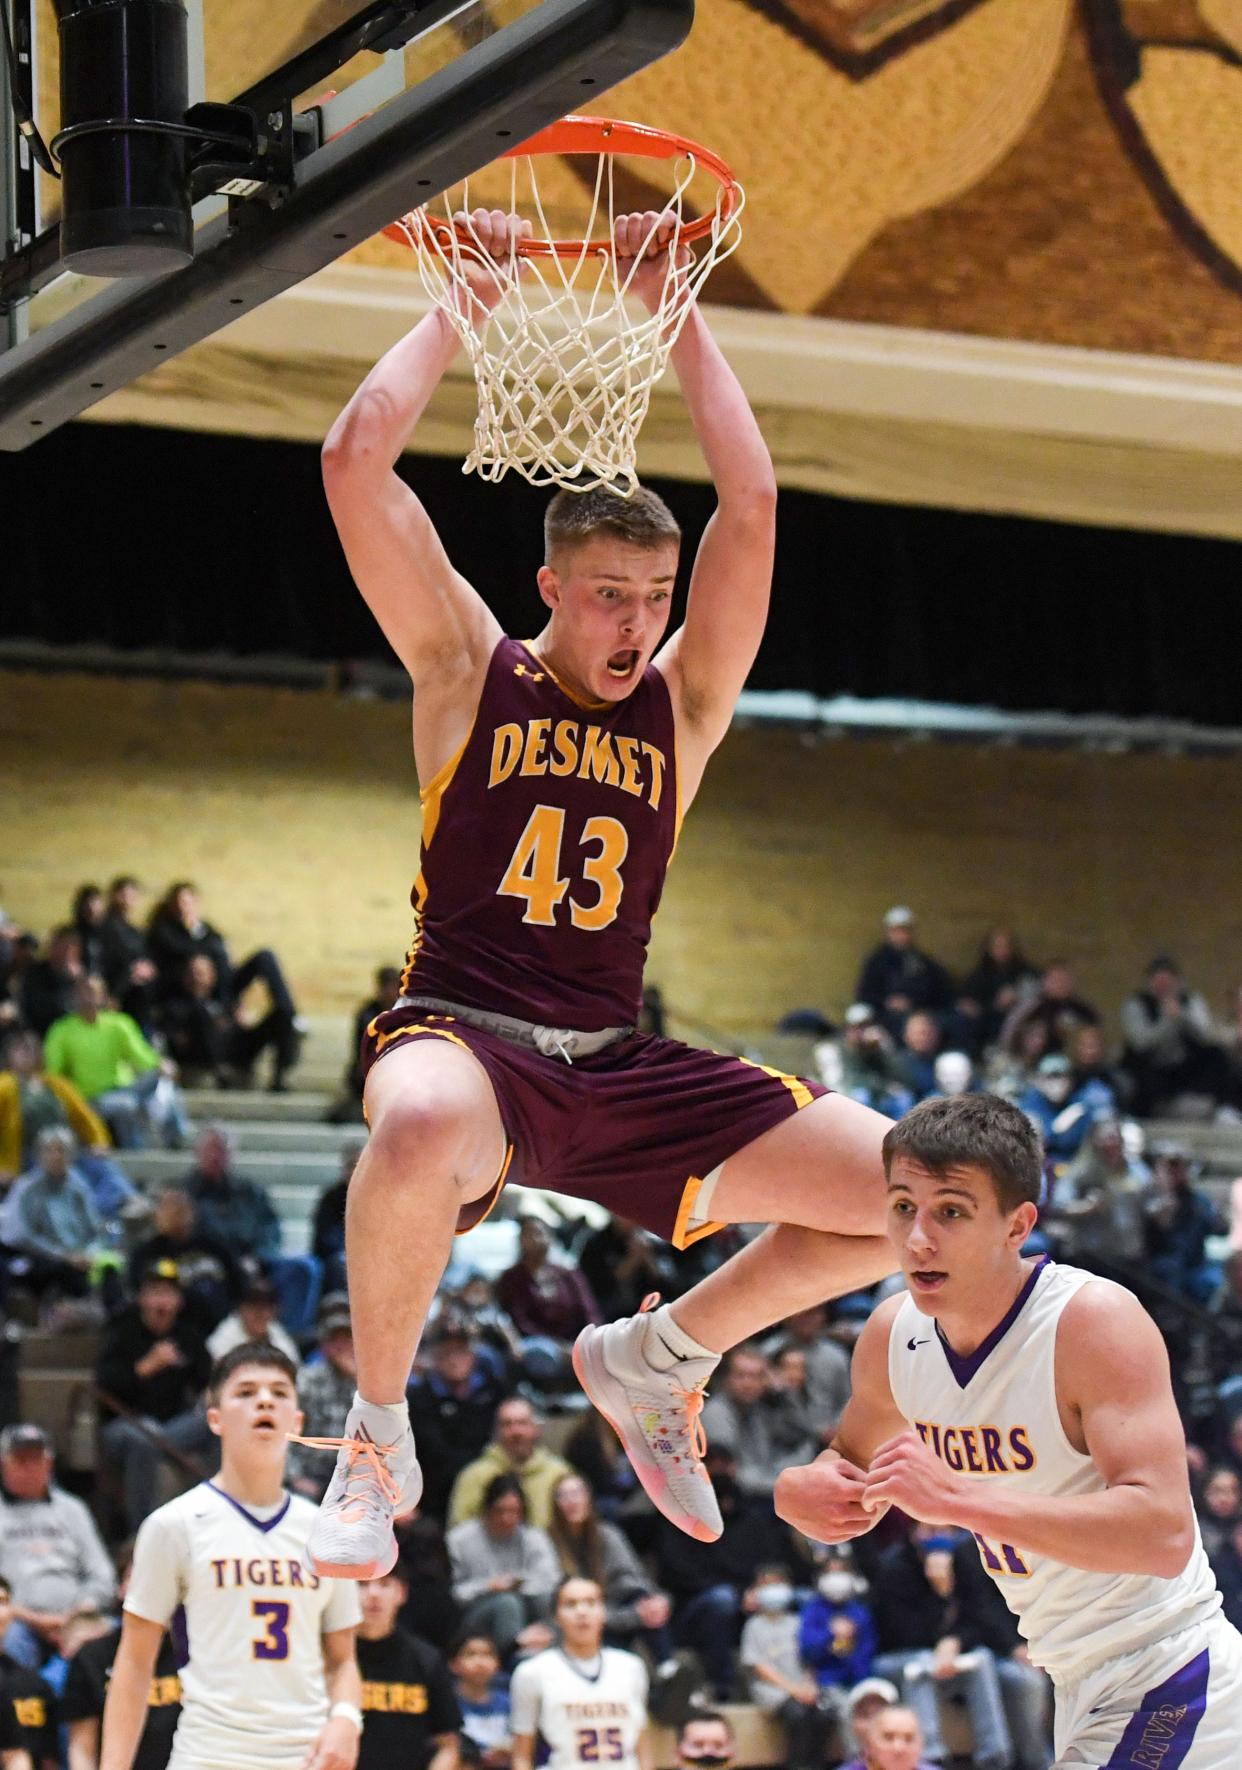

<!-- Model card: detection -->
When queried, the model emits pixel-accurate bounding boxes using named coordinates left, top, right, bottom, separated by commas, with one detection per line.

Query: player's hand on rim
left=451, top=207, right=532, bottom=319
left=613, top=209, right=692, bottom=312
left=774, top=1451, right=882, bottom=1544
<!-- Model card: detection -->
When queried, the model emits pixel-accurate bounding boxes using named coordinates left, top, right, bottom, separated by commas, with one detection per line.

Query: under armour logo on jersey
left=514, top=663, right=545, bottom=682
left=907, top=1336, right=929, bottom=1350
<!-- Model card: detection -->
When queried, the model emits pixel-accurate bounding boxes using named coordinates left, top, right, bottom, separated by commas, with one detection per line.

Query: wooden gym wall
left=4, top=670, right=1242, bottom=1033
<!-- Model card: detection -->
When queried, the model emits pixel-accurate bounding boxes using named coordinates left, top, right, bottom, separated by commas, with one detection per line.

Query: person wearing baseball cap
left=855, top=909, right=955, bottom=1038
left=206, top=1275, right=301, bottom=1370
left=837, top=1678, right=900, bottom=1770
left=288, top=1296, right=356, bottom=1501
left=0, top=1423, right=115, bottom=1665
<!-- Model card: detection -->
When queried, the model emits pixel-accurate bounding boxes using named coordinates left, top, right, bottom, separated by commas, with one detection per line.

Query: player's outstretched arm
left=864, top=1283, right=1197, bottom=1578
left=321, top=213, right=526, bottom=688
left=622, top=217, right=777, bottom=753
left=99, top=1615, right=163, bottom=1770
left=775, top=1297, right=907, bottom=1543
left=302, top=1628, right=362, bottom=1770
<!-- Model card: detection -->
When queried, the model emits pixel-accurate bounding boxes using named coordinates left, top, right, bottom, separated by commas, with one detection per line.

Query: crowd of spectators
left=3, top=895, right=1242, bottom=1767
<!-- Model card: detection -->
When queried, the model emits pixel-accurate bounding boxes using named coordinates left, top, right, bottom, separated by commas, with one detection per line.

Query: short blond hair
left=544, top=484, right=680, bottom=566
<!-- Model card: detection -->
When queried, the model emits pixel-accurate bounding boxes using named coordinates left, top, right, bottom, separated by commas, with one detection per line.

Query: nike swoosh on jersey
left=907, top=1336, right=929, bottom=1349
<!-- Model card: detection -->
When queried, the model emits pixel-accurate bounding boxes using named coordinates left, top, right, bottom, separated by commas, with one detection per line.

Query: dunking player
left=312, top=206, right=894, bottom=1579
left=775, top=1093, right=1242, bottom=1768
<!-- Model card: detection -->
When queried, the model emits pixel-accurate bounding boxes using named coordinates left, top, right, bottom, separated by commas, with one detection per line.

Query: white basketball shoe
left=294, top=1410, right=423, bottom=1580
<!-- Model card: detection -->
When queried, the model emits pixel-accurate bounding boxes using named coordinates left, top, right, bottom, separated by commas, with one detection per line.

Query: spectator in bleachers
left=288, top=1294, right=357, bottom=1500
left=1145, top=1142, right=1226, bottom=1303
left=453, top=1273, right=525, bottom=1370
left=355, top=1565, right=462, bottom=1770
left=870, top=1529, right=1013, bottom=1770
left=71, top=886, right=107, bottom=981
left=99, top=876, right=159, bottom=1032
left=0, top=1571, right=62, bottom=1764
left=328, top=967, right=402, bottom=1123
left=0, top=1423, right=115, bottom=1669
left=20, top=927, right=82, bottom=1039
left=451, top=1632, right=512, bottom=1770
left=61, top=1538, right=181, bottom=1770
left=955, top=927, right=1039, bottom=1052
left=657, top=1446, right=801, bottom=1700
left=893, top=1014, right=941, bottom=1103
left=1120, top=956, right=1232, bottom=1118
left=0, top=1126, right=107, bottom=1301
left=394, top=1510, right=462, bottom=1655
left=1017, top=1053, right=1113, bottom=1163
left=740, top=1564, right=834, bottom=1770
left=930, top=1050, right=974, bottom=1097
left=311, top=1136, right=365, bottom=1297
left=762, top=1304, right=852, bottom=1435
left=146, top=883, right=302, bottom=1036
left=0, top=1029, right=112, bottom=1182
left=129, top=1185, right=242, bottom=1332
left=1195, top=1466, right=1242, bottom=1560
left=700, top=1345, right=817, bottom=1501
left=860, top=1704, right=936, bottom=1770
left=767, top=1346, right=824, bottom=1458
left=578, top=1215, right=682, bottom=1320
left=183, top=1124, right=318, bottom=1332
left=986, top=1017, right=1051, bottom=1102
left=44, top=975, right=190, bottom=1151
left=563, top=1410, right=643, bottom=1524
left=95, top=1264, right=215, bottom=1532
left=1053, top=1118, right=1149, bottom=1265
left=548, top=1473, right=672, bottom=1659
left=1000, top=960, right=1099, bottom=1058
left=160, top=955, right=300, bottom=1093
left=408, top=1319, right=511, bottom=1519
left=676, top=1712, right=735, bottom=1768
left=833, top=1005, right=914, bottom=1118
left=206, top=1274, right=300, bottom=1368
left=447, top=1474, right=558, bottom=1662
left=797, top=1552, right=875, bottom=1718
left=1067, top=1023, right=1126, bottom=1111
left=837, top=1678, right=900, bottom=1770
left=494, top=1219, right=601, bottom=1383
left=448, top=1398, right=572, bottom=1531
left=855, top=908, right=955, bottom=1037
left=1209, top=1254, right=1242, bottom=1413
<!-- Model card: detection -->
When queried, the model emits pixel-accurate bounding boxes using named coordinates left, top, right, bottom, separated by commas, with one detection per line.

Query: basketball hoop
left=382, top=117, right=744, bottom=495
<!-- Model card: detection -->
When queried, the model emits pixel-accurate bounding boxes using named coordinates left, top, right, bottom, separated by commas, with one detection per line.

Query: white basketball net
left=390, top=143, right=744, bottom=495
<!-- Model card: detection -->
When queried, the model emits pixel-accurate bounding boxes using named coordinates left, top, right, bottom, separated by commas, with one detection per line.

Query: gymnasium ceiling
left=28, top=0, right=1242, bottom=536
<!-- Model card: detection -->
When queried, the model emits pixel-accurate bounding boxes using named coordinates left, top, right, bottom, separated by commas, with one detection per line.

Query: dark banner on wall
left=4, top=421, right=1240, bottom=727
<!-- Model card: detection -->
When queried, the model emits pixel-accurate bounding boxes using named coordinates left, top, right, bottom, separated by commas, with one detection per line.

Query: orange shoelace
left=287, top=1433, right=402, bottom=1516
left=672, top=1385, right=709, bottom=1464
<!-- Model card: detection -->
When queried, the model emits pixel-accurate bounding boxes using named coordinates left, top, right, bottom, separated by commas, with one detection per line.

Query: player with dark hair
left=510, top=1578, right=650, bottom=1770
left=100, top=1342, right=362, bottom=1770
left=312, top=207, right=893, bottom=1580
left=776, top=1093, right=1242, bottom=1769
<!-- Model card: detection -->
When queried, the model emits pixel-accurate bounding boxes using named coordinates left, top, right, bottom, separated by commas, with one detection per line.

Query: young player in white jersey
left=774, top=1093, right=1242, bottom=1769
left=100, top=1343, right=363, bottom=1770
left=511, top=1577, right=652, bottom=1770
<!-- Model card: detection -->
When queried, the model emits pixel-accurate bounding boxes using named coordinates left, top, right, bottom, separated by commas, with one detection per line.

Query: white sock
left=642, top=1304, right=719, bottom=1371
left=352, top=1391, right=410, bottom=1433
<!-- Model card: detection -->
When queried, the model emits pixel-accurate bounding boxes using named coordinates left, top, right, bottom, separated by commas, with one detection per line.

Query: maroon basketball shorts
left=360, top=1007, right=827, bottom=1247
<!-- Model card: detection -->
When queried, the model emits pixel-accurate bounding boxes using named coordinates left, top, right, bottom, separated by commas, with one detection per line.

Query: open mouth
left=910, top=1270, right=948, bottom=1294
left=254, top=1419, right=278, bottom=1433
left=606, top=648, right=640, bottom=680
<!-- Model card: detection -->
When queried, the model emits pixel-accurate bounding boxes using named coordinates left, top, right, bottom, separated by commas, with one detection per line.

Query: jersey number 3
left=251, top=1599, right=291, bottom=1659
left=499, top=806, right=628, bottom=931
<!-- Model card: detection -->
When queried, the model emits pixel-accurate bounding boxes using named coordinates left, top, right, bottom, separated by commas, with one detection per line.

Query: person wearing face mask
left=797, top=1553, right=875, bottom=1737
left=1017, top=1055, right=1113, bottom=1164
left=675, top=1713, right=734, bottom=1770
left=739, top=1565, right=833, bottom=1770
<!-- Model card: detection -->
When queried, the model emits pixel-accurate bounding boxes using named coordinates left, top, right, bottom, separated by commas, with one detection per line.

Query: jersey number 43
left=499, top=806, right=628, bottom=931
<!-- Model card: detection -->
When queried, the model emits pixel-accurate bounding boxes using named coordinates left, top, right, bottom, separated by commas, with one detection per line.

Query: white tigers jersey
left=510, top=1646, right=648, bottom=1769
left=124, top=1483, right=360, bottom=1769
left=887, top=1256, right=1220, bottom=1682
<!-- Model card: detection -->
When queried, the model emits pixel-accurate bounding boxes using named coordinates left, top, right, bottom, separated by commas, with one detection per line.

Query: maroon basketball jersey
left=400, top=636, right=679, bottom=1031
